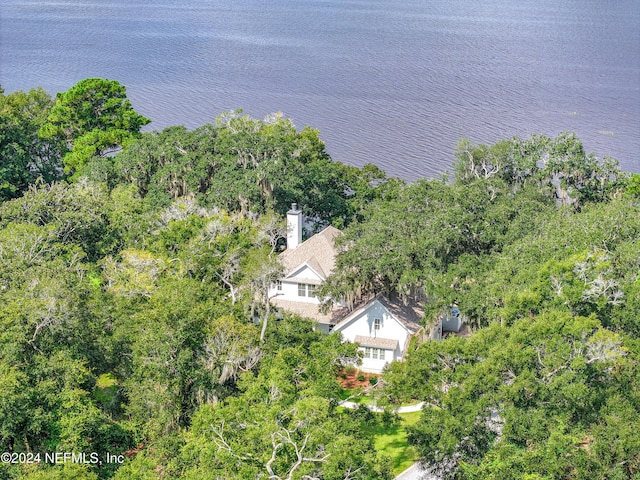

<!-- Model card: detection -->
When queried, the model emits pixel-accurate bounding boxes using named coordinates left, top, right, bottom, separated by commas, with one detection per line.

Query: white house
left=331, top=295, right=423, bottom=373
left=268, top=204, right=344, bottom=333
left=269, top=204, right=428, bottom=372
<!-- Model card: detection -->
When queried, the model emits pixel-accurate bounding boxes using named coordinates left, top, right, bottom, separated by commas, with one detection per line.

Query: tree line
left=1, top=78, right=639, bottom=479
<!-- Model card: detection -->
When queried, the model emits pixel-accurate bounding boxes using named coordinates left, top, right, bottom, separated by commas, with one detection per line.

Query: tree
left=482, top=198, right=640, bottom=333
left=95, top=111, right=391, bottom=227
left=454, top=134, right=625, bottom=206
left=384, top=311, right=639, bottom=479
left=0, top=87, right=64, bottom=200
left=173, top=321, right=386, bottom=479
left=624, top=173, right=640, bottom=199
left=320, top=176, right=553, bottom=315
left=453, top=134, right=556, bottom=190
left=544, top=133, right=624, bottom=206
left=182, top=396, right=389, bottom=480
left=0, top=180, right=114, bottom=261
left=39, top=78, right=150, bottom=177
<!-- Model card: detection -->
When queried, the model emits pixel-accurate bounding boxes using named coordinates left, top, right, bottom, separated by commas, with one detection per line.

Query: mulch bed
left=337, top=369, right=379, bottom=389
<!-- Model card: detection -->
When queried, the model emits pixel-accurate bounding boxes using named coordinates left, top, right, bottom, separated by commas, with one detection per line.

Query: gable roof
left=354, top=335, right=399, bottom=350
left=279, top=225, right=341, bottom=280
left=332, top=294, right=424, bottom=333
left=377, top=295, right=424, bottom=332
left=270, top=298, right=350, bottom=325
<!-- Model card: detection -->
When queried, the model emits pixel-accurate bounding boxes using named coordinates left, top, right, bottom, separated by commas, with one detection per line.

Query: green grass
left=93, top=373, right=118, bottom=403
left=348, top=395, right=378, bottom=406
left=339, top=387, right=361, bottom=400
left=92, top=373, right=122, bottom=415
left=340, top=388, right=421, bottom=408
left=363, top=411, right=421, bottom=475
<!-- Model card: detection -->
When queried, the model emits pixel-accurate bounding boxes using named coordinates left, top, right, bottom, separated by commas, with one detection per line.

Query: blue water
left=1, top=0, right=639, bottom=179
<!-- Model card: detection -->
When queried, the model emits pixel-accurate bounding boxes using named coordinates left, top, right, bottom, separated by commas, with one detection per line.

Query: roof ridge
left=279, top=225, right=342, bottom=279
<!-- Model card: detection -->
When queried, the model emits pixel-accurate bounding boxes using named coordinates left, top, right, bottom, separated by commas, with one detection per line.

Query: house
left=268, top=204, right=428, bottom=373
left=331, top=294, right=423, bottom=373
left=268, top=203, right=344, bottom=333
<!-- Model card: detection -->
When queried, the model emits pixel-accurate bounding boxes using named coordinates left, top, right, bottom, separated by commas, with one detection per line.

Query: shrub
left=351, top=404, right=376, bottom=425
left=344, top=365, right=357, bottom=375
left=381, top=409, right=400, bottom=428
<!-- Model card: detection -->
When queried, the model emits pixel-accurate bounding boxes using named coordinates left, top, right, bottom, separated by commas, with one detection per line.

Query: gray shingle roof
left=280, top=226, right=341, bottom=280
left=377, top=295, right=424, bottom=333
left=354, top=335, right=399, bottom=350
left=271, top=298, right=350, bottom=325
left=332, top=294, right=424, bottom=333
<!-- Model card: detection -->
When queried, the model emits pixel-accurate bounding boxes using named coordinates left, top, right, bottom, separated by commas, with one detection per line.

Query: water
left=1, top=0, right=639, bottom=179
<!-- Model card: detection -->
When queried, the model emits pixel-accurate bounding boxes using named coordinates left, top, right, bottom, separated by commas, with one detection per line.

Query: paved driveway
left=394, top=463, right=439, bottom=480
left=338, top=401, right=425, bottom=413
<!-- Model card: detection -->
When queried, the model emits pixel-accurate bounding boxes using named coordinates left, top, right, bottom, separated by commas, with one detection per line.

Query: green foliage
left=385, top=312, right=639, bottom=479
left=454, top=133, right=625, bottom=206
left=0, top=87, right=64, bottom=200
left=23, top=463, right=99, bottom=480
left=93, top=111, right=390, bottom=227
left=625, top=173, right=640, bottom=196
left=0, top=180, right=114, bottom=260
left=3, top=78, right=638, bottom=479
left=321, top=176, right=555, bottom=312
left=173, top=320, right=389, bottom=479
left=484, top=199, right=640, bottom=333
left=39, top=78, right=150, bottom=177
left=121, top=280, right=260, bottom=439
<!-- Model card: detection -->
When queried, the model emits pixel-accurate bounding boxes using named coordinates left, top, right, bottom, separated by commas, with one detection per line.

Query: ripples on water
left=1, top=0, right=639, bottom=179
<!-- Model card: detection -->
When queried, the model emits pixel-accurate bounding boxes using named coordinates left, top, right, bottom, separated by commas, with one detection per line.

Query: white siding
left=359, top=347, right=394, bottom=373
left=269, top=264, right=324, bottom=304
left=286, top=264, right=324, bottom=283
left=334, top=300, right=412, bottom=373
left=269, top=268, right=320, bottom=304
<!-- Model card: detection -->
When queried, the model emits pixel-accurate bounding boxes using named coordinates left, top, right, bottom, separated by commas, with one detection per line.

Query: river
left=1, top=0, right=639, bottom=179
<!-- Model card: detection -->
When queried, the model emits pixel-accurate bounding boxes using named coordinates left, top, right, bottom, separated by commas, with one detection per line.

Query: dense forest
left=1, top=79, right=638, bottom=480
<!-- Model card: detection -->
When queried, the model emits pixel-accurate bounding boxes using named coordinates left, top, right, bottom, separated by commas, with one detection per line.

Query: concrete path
left=338, top=400, right=425, bottom=413
left=394, top=462, right=439, bottom=480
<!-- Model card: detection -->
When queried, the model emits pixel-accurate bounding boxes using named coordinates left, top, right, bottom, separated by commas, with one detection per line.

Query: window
left=362, top=347, right=387, bottom=361
left=297, top=283, right=317, bottom=297
left=307, top=284, right=317, bottom=298
left=275, top=280, right=282, bottom=291
left=374, top=318, right=381, bottom=331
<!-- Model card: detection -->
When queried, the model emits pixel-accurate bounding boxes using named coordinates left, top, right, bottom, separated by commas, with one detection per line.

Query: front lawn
left=364, top=411, right=420, bottom=475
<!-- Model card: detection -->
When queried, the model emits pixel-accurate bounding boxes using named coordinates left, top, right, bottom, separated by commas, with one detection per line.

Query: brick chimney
left=287, top=203, right=302, bottom=249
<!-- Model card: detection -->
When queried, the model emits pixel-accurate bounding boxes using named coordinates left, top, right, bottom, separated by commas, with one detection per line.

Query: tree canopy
left=0, top=87, right=64, bottom=200
left=85, top=111, right=391, bottom=229
left=38, top=78, right=150, bottom=177
left=1, top=78, right=638, bottom=480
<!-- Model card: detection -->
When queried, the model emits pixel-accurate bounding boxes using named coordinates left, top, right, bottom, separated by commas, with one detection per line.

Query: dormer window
left=297, top=283, right=317, bottom=298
